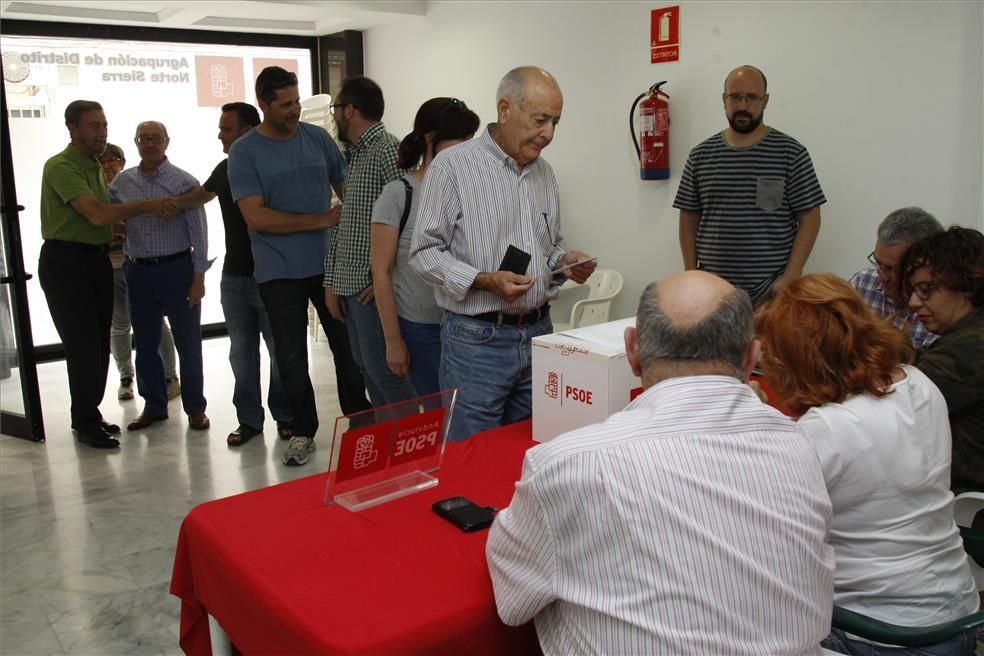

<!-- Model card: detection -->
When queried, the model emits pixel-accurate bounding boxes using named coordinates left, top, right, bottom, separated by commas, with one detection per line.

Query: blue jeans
left=343, top=294, right=417, bottom=407
left=440, top=312, right=552, bottom=442
left=124, top=255, right=205, bottom=417
left=220, top=273, right=291, bottom=429
left=399, top=317, right=442, bottom=397
left=111, top=267, right=177, bottom=381
left=822, top=626, right=979, bottom=656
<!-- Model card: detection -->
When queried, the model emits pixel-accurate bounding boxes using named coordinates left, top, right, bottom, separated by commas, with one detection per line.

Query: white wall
left=364, top=0, right=984, bottom=319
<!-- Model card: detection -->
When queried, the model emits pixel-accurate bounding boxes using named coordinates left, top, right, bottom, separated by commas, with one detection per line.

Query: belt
left=469, top=304, right=550, bottom=327
left=127, top=249, right=190, bottom=266
left=45, top=239, right=109, bottom=254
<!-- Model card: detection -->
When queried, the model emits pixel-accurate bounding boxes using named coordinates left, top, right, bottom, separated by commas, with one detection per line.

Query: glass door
left=1, top=76, right=44, bottom=442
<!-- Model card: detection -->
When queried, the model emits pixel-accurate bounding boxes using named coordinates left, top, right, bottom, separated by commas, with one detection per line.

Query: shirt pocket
left=533, top=210, right=559, bottom=254
left=756, top=177, right=785, bottom=212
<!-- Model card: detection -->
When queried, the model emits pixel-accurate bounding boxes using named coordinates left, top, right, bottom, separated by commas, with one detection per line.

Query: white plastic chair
left=953, top=491, right=984, bottom=591
left=551, top=269, right=623, bottom=332
left=300, top=93, right=335, bottom=136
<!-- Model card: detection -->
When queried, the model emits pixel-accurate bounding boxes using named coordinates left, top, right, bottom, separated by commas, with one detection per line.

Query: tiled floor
left=1, top=336, right=343, bottom=655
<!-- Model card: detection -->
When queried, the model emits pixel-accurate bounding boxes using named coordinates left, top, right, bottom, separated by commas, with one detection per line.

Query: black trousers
left=38, top=241, right=113, bottom=431
left=258, top=275, right=370, bottom=438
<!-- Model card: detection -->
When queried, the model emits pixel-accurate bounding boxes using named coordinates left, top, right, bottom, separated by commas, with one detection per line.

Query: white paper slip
left=549, top=256, right=598, bottom=276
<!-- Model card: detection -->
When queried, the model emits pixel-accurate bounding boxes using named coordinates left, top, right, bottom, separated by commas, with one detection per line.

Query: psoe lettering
left=564, top=385, right=593, bottom=405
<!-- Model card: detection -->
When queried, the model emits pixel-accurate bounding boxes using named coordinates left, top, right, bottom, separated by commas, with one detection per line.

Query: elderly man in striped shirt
left=487, top=270, right=834, bottom=655
left=410, top=66, right=596, bottom=441
left=109, top=120, right=210, bottom=432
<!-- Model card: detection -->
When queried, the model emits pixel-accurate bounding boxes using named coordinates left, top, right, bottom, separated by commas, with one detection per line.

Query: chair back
left=300, top=94, right=334, bottom=132
left=572, top=269, right=623, bottom=328
left=954, top=491, right=984, bottom=590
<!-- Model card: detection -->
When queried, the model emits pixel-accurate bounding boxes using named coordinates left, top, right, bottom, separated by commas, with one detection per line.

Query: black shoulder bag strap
left=398, top=177, right=413, bottom=236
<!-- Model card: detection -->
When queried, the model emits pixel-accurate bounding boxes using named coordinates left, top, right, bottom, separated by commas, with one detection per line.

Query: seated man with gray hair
left=850, top=206, right=943, bottom=350
left=487, top=270, right=834, bottom=655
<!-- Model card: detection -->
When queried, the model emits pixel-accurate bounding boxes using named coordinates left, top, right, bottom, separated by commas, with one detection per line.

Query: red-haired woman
left=756, top=273, right=978, bottom=656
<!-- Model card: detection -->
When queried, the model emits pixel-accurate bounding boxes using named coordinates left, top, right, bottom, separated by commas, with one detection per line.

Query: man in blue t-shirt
left=228, top=66, right=370, bottom=466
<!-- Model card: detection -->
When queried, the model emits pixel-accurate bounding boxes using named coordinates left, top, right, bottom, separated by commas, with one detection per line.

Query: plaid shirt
left=323, top=122, right=403, bottom=295
left=849, top=265, right=937, bottom=350
left=109, top=159, right=209, bottom=273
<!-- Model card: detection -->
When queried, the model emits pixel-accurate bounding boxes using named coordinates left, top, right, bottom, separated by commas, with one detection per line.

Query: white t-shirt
left=798, top=365, right=978, bottom=627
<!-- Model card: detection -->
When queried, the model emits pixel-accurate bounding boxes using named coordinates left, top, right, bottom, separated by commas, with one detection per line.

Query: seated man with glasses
left=675, top=65, right=826, bottom=305
left=903, top=225, right=984, bottom=492
left=849, top=206, right=943, bottom=350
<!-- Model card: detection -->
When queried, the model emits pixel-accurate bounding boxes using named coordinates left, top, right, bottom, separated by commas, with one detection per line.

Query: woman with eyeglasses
left=903, top=225, right=984, bottom=493
left=755, top=273, right=979, bottom=656
left=369, top=98, right=480, bottom=395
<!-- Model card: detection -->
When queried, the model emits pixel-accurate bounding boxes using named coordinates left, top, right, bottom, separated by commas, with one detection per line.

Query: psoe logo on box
left=565, top=385, right=593, bottom=405
left=545, top=371, right=559, bottom=399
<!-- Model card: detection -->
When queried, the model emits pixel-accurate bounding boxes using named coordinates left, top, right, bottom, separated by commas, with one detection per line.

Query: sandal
left=227, top=424, right=262, bottom=446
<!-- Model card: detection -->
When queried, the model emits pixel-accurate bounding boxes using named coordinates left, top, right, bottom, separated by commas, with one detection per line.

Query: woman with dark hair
left=756, top=273, right=978, bottom=656
left=369, top=98, right=480, bottom=395
left=902, top=225, right=984, bottom=493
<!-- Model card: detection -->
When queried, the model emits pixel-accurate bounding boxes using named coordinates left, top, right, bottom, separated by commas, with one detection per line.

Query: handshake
left=155, top=197, right=179, bottom=220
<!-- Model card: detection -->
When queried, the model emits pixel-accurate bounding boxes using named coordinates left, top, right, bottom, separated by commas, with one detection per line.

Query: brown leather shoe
left=127, top=411, right=167, bottom=431
left=188, top=411, right=210, bottom=431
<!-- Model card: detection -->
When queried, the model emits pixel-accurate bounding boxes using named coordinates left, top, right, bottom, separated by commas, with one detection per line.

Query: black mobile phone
left=432, top=496, right=496, bottom=532
left=498, top=245, right=532, bottom=275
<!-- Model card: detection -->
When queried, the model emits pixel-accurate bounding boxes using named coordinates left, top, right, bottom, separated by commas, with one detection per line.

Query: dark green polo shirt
left=40, top=144, right=112, bottom=245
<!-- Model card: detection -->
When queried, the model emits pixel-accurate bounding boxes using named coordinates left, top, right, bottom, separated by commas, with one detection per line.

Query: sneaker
left=166, top=377, right=181, bottom=400
left=117, top=377, right=134, bottom=401
left=282, top=436, right=315, bottom=466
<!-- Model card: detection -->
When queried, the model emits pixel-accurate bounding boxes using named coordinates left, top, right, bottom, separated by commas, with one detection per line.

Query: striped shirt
left=674, top=128, right=826, bottom=303
left=109, top=159, right=209, bottom=273
left=849, top=265, right=937, bottom=350
left=487, top=375, right=835, bottom=656
left=323, top=122, right=402, bottom=296
left=409, top=124, right=567, bottom=315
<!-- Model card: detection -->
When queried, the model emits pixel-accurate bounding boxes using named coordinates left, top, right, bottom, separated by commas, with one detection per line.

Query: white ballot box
left=532, top=317, right=642, bottom=443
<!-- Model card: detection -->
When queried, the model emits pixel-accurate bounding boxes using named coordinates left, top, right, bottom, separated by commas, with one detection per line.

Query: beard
left=728, top=110, right=763, bottom=134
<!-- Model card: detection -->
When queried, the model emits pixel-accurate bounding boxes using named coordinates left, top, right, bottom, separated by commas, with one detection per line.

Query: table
left=170, top=420, right=540, bottom=656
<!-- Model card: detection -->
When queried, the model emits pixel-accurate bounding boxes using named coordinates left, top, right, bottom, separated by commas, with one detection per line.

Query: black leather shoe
left=76, top=427, right=120, bottom=449
left=100, top=420, right=121, bottom=435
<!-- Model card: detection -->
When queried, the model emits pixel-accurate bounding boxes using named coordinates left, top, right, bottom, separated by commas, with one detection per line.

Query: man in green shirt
left=38, top=99, right=174, bottom=449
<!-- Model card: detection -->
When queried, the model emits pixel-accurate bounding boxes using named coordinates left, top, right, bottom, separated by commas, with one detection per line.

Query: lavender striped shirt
left=487, top=375, right=835, bottom=655
left=409, top=124, right=567, bottom=315
left=109, top=159, right=209, bottom=273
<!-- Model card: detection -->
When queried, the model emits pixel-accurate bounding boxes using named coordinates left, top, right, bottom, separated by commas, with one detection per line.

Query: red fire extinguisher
left=630, top=81, right=670, bottom=180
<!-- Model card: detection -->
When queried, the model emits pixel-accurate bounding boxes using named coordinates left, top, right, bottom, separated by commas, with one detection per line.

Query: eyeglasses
left=724, top=93, right=765, bottom=105
left=910, top=280, right=940, bottom=301
left=866, top=251, right=895, bottom=275
left=135, top=135, right=167, bottom=145
left=329, top=102, right=353, bottom=113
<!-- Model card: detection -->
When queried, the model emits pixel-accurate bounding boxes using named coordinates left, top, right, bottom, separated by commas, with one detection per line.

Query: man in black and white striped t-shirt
left=675, top=65, right=826, bottom=304
left=410, top=66, right=596, bottom=442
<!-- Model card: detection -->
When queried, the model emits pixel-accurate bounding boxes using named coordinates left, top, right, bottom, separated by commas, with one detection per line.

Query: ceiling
left=0, top=0, right=426, bottom=36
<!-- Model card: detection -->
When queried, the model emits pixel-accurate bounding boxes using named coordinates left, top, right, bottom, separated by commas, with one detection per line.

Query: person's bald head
left=625, top=271, right=758, bottom=385
left=724, top=65, right=767, bottom=94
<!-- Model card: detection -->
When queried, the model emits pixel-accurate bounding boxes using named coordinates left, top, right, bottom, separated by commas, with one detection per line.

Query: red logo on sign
left=545, top=372, right=559, bottom=399
left=651, top=6, right=680, bottom=64
left=335, top=421, right=393, bottom=483
left=389, top=407, right=445, bottom=468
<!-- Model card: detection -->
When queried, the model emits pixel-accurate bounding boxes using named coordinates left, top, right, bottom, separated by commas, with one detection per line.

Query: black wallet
left=498, top=244, right=531, bottom=275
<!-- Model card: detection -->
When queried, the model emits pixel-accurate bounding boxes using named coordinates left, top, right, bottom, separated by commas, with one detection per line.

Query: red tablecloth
left=170, top=421, right=540, bottom=656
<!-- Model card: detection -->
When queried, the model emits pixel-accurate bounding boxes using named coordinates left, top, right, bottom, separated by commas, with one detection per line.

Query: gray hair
left=876, top=207, right=943, bottom=246
left=635, top=283, right=754, bottom=376
left=496, top=66, right=554, bottom=106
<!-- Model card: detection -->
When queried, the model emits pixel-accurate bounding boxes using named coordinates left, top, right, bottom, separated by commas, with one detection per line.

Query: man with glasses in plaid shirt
left=323, top=77, right=417, bottom=407
left=849, top=207, right=942, bottom=351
